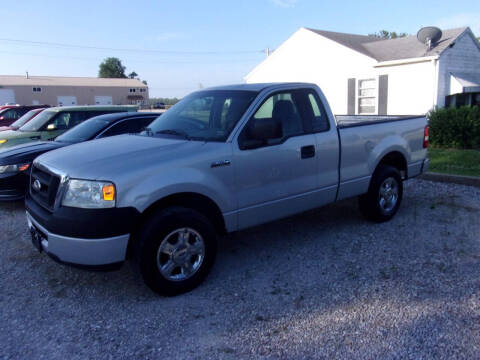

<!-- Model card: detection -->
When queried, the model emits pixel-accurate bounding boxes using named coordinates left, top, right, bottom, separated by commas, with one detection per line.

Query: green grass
left=428, top=148, right=480, bottom=177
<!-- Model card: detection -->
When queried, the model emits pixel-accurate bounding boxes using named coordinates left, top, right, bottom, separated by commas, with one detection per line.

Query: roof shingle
left=306, top=27, right=469, bottom=61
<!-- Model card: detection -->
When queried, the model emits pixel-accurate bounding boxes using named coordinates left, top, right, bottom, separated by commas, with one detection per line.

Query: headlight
left=0, top=139, right=7, bottom=144
left=62, top=179, right=116, bottom=209
left=0, top=163, right=30, bottom=174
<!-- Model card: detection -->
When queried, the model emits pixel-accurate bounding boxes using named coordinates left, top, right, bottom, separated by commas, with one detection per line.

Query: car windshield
left=56, top=117, right=111, bottom=143
left=144, top=90, right=257, bottom=142
left=10, top=109, right=42, bottom=128
left=19, top=110, right=56, bottom=132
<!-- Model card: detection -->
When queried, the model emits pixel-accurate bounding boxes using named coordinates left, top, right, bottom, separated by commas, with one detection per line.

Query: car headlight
left=0, top=163, right=30, bottom=174
left=0, top=139, right=7, bottom=144
left=62, top=179, right=116, bottom=209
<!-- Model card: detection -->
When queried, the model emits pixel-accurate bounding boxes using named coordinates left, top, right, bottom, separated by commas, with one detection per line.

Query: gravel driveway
left=1, top=179, right=479, bottom=359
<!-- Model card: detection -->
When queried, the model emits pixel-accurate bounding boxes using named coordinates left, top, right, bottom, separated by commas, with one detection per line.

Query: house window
left=357, top=79, right=376, bottom=114
left=129, top=88, right=136, bottom=93
left=32, top=87, right=42, bottom=92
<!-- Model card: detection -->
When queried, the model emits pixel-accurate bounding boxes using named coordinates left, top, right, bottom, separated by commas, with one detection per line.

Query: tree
left=142, top=80, right=148, bottom=85
left=128, top=71, right=138, bottom=79
left=369, top=30, right=408, bottom=39
left=98, top=57, right=127, bottom=78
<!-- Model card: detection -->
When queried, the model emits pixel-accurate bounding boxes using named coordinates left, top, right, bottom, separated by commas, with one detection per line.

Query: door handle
left=30, top=136, right=41, bottom=140
left=301, top=145, right=315, bottom=159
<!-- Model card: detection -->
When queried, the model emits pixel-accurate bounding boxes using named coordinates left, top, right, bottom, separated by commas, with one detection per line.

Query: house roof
left=451, top=72, right=480, bottom=92
left=306, top=27, right=469, bottom=61
left=0, top=75, right=147, bottom=88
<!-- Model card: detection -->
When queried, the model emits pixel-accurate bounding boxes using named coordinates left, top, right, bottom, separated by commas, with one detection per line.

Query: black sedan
left=0, top=112, right=158, bottom=201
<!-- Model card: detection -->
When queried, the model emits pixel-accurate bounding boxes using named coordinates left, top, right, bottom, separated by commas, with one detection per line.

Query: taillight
left=423, top=125, right=429, bottom=148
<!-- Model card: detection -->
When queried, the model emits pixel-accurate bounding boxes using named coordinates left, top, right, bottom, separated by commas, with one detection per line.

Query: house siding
left=245, top=28, right=377, bottom=115
left=376, top=60, right=436, bottom=115
left=437, top=31, right=480, bottom=107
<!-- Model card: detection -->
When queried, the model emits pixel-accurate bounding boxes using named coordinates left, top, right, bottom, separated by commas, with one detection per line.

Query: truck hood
left=35, top=134, right=202, bottom=180
left=0, top=141, right=66, bottom=165
left=0, top=130, right=42, bottom=147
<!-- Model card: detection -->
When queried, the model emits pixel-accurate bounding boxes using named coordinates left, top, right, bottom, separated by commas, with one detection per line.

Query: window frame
left=303, top=89, right=331, bottom=133
left=237, top=89, right=312, bottom=151
left=32, top=87, right=42, bottom=93
left=96, top=116, right=157, bottom=138
left=357, top=78, right=377, bottom=115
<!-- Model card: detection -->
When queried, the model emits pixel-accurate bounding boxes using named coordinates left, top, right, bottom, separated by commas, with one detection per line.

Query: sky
left=0, top=0, right=479, bottom=98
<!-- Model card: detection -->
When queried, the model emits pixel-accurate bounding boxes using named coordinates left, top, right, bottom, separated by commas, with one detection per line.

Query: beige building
left=0, top=75, right=149, bottom=106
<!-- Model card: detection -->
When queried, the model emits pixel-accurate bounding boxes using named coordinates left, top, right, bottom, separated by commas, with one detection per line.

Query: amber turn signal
left=102, top=184, right=115, bottom=201
left=18, top=163, right=30, bottom=172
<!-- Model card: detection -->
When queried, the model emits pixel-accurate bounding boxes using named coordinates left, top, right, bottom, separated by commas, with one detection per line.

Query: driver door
left=233, top=90, right=318, bottom=229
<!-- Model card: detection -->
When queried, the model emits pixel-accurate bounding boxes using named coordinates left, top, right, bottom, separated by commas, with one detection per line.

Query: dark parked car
left=0, top=105, right=50, bottom=127
left=0, top=108, right=46, bottom=132
left=0, top=112, right=158, bottom=201
left=153, top=102, right=166, bottom=109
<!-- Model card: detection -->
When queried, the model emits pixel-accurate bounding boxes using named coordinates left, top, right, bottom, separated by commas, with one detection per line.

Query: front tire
left=134, top=207, right=217, bottom=296
left=359, top=165, right=403, bottom=222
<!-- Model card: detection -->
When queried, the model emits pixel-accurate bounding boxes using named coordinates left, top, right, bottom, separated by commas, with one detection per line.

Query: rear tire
left=134, top=207, right=217, bottom=296
left=359, top=165, right=403, bottom=222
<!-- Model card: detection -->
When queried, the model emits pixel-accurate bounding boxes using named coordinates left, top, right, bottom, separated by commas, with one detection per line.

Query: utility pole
left=265, top=47, right=270, bottom=57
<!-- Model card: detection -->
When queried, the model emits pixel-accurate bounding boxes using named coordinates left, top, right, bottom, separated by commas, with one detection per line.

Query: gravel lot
left=1, top=179, right=479, bottom=359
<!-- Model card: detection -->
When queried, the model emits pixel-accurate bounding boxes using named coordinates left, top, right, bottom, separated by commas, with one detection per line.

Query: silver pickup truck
left=25, top=83, right=429, bottom=295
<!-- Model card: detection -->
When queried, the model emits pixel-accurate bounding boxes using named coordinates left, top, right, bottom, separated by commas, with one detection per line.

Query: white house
left=245, top=27, right=480, bottom=115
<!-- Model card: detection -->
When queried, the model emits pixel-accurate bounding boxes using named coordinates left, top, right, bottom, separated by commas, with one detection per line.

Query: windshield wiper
left=155, top=129, right=191, bottom=140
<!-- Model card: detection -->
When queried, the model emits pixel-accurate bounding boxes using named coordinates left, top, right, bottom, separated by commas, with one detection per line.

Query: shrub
left=428, top=106, right=480, bottom=149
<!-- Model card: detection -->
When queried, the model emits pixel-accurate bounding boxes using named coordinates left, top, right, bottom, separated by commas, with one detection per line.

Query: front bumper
left=25, top=193, right=141, bottom=268
left=27, top=211, right=130, bottom=268
left=0, top=172, right=29, bottom=201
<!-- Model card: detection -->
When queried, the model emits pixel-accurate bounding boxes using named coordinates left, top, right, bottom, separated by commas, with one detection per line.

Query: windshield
left=10, top=109, right=42, bottom=128
left=19, top=110, right=56, bottom=132
left=144, top=90, right=257, bottom=141
left=56, top=117, right=110, bottom=143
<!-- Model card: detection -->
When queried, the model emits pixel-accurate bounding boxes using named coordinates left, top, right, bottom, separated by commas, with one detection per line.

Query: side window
left=307, top=92, right=330, bottom=132
left=101, top=117, right=153, bottom=137
left=239, top=91, right=304, bottom=149
left=49, top=112, right=86, bottom=130
left=4, top=109, right=20, bottom=120
left=50, top=112, right=70, bottom=130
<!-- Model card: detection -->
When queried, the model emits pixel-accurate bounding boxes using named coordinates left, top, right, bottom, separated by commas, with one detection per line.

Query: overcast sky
left=0, top=0, right=478, bottom=98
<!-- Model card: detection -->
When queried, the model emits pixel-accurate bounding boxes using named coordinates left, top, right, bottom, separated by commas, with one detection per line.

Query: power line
left=0, top=38, right=264, bottom=55
left=0, top=49, right=263, bottom=64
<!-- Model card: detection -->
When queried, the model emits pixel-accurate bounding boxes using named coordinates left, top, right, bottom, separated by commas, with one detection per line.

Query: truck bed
left=335, top=114, right=428, bottom=201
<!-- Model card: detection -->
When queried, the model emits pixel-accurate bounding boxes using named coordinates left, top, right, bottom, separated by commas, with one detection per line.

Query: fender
left=368, top=134, right=410, bottom=175
left=117, top=167, right=235, bottom=217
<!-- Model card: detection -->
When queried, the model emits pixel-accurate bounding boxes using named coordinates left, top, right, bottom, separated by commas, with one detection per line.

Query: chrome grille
left=30, top=165, right=61, bottom=211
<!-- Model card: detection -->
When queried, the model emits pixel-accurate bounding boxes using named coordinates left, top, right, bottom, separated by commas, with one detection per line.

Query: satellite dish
left=417, top=26, right=442, bottom=48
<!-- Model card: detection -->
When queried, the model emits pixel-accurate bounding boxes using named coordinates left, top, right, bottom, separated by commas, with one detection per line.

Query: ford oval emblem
left=33, top=179, right=42, bottom=192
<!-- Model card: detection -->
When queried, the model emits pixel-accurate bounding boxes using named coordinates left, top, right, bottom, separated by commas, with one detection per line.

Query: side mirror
left=240, top=118, right=283, bottom=150
left=250, top=118, right=283, bottom=141
left=46, top=123, right=57, bottom=131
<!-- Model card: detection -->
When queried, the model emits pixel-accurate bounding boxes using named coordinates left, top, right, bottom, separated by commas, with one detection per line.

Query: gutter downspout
left=432, top=58, right=439, bottom=109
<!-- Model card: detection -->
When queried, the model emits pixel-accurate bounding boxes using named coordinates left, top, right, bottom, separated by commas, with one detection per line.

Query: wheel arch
left=127, top=192, right=226, bottom=259
left=373, top=151, right=408, bottom=180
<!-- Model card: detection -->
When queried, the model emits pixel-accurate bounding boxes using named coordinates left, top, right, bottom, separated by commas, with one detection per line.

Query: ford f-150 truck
left=25, top=83, right=429, bottom=296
